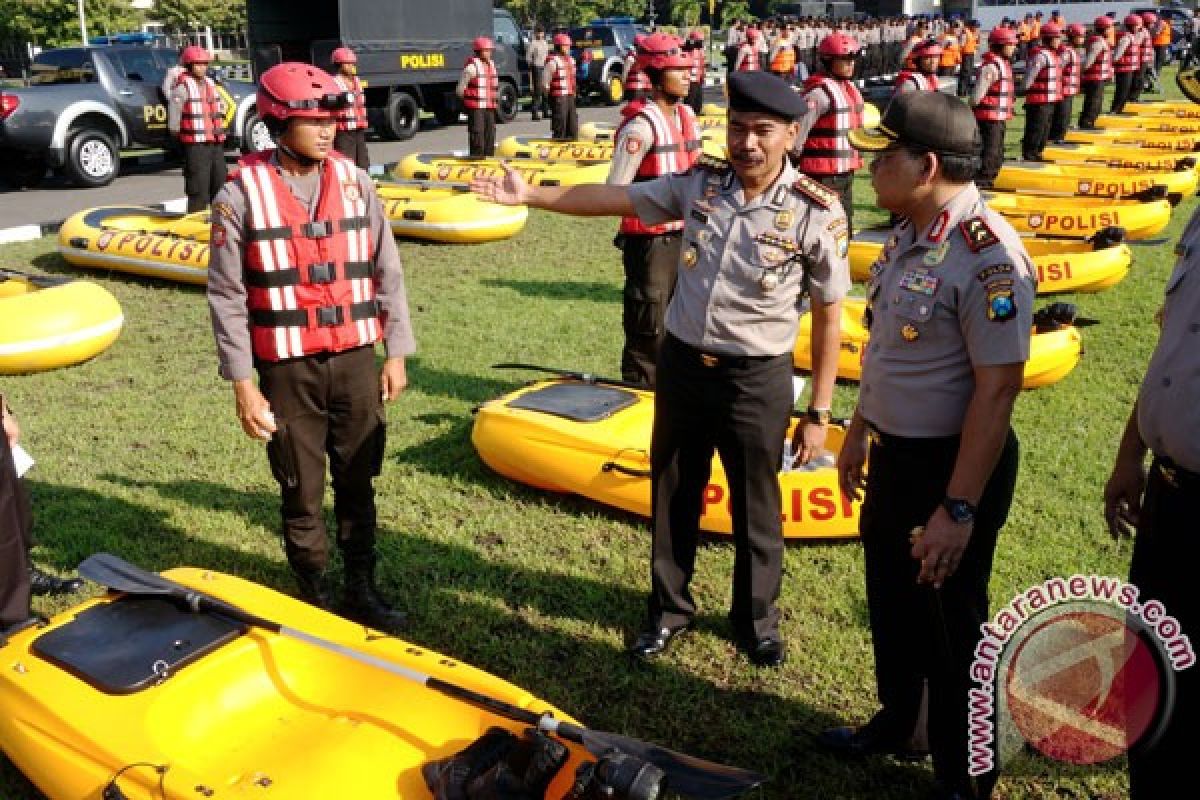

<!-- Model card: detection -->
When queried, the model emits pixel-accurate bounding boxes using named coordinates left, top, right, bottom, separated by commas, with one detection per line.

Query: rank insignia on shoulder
left=984, top=280, right=1017, bottom=322
left=960, top=216, right=1000, bottom=253
left=790, top=175, right=836, bottom=209
left=693, top=154, right=731, bottom=174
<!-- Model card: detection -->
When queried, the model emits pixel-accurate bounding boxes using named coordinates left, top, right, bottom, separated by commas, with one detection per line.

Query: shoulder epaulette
left=692, top=153, right=731, bottom=174
left=959, top=215, right=1000, bottom=253
left=790, top=174, right=837, bottom=209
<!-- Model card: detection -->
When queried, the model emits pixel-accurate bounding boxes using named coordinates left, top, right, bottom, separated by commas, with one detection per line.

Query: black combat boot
left=292, top=564, right=334, bottom=610
left=341, top=553, right=407, bottom=633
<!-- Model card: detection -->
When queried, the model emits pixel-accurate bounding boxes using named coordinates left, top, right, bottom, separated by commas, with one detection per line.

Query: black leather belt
left=1155, top=455, right=1200, bottom=489
left=666, top=333, right=780, bottom=369
left=865, top=420, right=960, bottom=451
left=251, top=300, right=380, bottom=329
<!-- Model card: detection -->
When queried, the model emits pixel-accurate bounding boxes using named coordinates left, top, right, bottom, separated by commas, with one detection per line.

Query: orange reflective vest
left=962, top=30, right=979, bottom=55
left=1154, top=21, right=1173, bottom=47
left=940, top=42, right=962, bottom=68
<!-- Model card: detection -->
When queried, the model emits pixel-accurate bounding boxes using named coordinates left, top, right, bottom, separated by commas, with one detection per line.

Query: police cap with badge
left=727, top=71, right=808, bottom=121
left=848, top=90, right=982, bottom=159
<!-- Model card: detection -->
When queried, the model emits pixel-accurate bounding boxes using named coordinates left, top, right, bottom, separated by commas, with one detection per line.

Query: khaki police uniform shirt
left=970, top=60, right=1001, bottom=107
left=1136, top=211, right=1200, bottom=472
left=528, top=38, right=550, bottom=69
left=628, top=158, right=852, bottom=357
left=207, top=154, right=416, bottom=382
left=859, top=184, right=1035, bottom=438
left=608, top=114, right=657, bottom=186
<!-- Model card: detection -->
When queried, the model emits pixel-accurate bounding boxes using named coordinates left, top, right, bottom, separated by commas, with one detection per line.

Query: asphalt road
left=0, top=104, right=633, bottom=230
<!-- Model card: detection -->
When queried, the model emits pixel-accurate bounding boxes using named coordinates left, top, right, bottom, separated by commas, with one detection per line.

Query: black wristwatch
left=942, top=496, right=978, bottom=525
left=806, top=407, right=832, bottom=426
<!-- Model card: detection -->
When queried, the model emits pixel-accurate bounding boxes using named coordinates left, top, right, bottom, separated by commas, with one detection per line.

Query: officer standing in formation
left=206, top=62, right=414, bottom=633
left=970, top=27, right=1017, bottom=188
left=827, top=91, right=1034, bottom=800
left=1078, top=16, right=1114, bottom=130
left=608, top=33, right=700, bottom=388
left=794, top=32, right=865, bottom=230
left=527, top=27, right=549, bottom=121
left=733, top=27, right=761, bottom=73
left=684, top=30, right=706, bottom=115
left=456, top=37, right=499, bottom=157
left=168, top=45, right=227, bottom=212
left=958, top=20, right=980, bottom=97
left=1112, top=14, right=1143, bottom=113
left=472, top=71, right=851, bottom=669
left=544, top=34, right=579, bottom=140
left=1104, top=198, right=1200, bottom=800
left=1048, top=24, right=1084, bottom=144
left=1020, top=23, right=1062, bottom=162
left=895, top=39, right=942, bottom=95
left=1132, top=11, right=1157, bottom=101
left=329, top=47, right=370, bottom=170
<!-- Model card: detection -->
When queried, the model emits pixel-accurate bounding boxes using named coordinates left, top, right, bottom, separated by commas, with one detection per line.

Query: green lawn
left=0, top=76, right=1190, bottom=799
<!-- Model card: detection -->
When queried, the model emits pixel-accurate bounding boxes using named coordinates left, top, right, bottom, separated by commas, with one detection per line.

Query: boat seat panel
left=506, top=382, right=638, bottom=423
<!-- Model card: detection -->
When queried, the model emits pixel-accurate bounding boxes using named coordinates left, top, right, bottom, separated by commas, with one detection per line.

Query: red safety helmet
left=1094, top=16, right=1114, bottom=30
left=257, top=62, right=351, bottom=123
left=1142, top=11, right=1158, bottom=25
left=634, top=34, right=647, bottom=46
left=746, top=27, right=761, bottom=41
left=989, top=27, right=1019, bottom=46
left=688, top=30, right=704, bottom=42
left=1125, top=14, right=1144, bottom=29
left=1066, top=23, right=1087, bottom=38
left=636, top=32, right=691, bottom=70
left=330, top=47, right=356, bottom=65
left=818, top=32, right=861, bottom=58
left=552, top=33, right=571, bottom=48
left=1040, top=22, right=1063, bottom=38
left=912, top=38, right=943, bottom=59
left=180, top=45, right=211, bottom=66
left=473, top=36, right=493, bottom=51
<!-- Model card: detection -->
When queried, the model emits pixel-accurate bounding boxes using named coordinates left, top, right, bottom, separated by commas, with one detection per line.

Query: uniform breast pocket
left=892, top=292, right=937, bottom=343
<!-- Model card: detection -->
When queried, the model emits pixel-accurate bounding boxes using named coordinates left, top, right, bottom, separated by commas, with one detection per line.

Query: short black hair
left=940, top=152, right=980, bottom=183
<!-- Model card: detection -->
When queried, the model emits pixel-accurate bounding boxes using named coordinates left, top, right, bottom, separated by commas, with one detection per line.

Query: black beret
left=727, top=71, right=807, bottom=121
left=850, top=90, right=981, bottom=158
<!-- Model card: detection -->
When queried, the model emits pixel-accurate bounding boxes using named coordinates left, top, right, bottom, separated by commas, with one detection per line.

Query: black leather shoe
left=817, top=720, right=929, bottom=760
left=628, top=622, right=691, bottom=661
left=29, top=566, right=84, bottom=597
left=745, top=636, right=786, bottom=667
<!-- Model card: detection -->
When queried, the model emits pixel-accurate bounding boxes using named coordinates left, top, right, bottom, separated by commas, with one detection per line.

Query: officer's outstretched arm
left=471, top=163, right=635, bottom=217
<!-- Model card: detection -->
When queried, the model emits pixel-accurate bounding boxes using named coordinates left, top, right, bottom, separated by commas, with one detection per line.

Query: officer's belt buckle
left=315, top=305, right=345, bottom=327
left=699, top=353, right=720, bottom=368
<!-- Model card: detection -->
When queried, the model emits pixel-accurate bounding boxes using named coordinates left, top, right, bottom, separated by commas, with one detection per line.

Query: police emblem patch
left=343, top=182, right=362, bottom=203
left=985, top=280, right=1017, bottom=321
left=211, top=223, right=227, bottom=248
left=625, top=137, right=643, bottom=155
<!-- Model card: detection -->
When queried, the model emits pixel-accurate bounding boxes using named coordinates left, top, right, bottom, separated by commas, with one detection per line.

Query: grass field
left=0, top=76, right=1192, bottom=799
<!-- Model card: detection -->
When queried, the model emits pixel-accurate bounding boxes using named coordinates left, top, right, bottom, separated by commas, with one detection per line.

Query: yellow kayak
left=1066, top=127, right=1200, bottom=152
left=981, top=191, right=1171, bottom=239
left=847, top=227, right=1131, bottom=294
left=394, top=153, right=610, bottom=186
left=58, top=206, right=211, bottom=284
left=703, top=101, right=881, bottom=129
left=496, top=135, right=727, bottom=162
left=472, top=376, right=860, bottom=540
left=375, top=180, right=528, bottom=243
left=0, top=272, right=123, bottom=374
left=994, top=161, right=1197, bottom=203
left=1124, top=101, right=1200, bottom=119
left=0, top=565, right=597, bottom=799
left=1094, top=113, right=1200, bottom=134
left=792, top=298, right=1082, bottom=389
left=1041, top=142, right=1197, bottom=172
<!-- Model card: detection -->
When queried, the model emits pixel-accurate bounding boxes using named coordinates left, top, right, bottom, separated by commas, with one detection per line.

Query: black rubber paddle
left=0, top=268, right=72, bottom=288
left=77, top=553, right=766, bottom=800
left=492, top=362, right=647, bottom=391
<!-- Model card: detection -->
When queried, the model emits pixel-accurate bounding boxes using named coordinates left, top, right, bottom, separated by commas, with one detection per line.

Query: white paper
left=11, top=444, right=33, bottom=477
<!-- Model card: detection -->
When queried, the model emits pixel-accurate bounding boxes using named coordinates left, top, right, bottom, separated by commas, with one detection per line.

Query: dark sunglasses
left=279, top=91, right=354, bottom=111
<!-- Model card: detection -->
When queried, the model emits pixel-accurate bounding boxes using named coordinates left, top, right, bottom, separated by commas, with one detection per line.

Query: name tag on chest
left=897, top=268, right=941, bottom=297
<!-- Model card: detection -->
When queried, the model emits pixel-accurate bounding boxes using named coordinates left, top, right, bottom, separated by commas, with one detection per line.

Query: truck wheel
left=65, top=129, right=119, bottom=188
left=497, top=82, right=519, bottom=123
left=3, top=156, right=46, bottom=188
left=242, top=111, right=274, bottom=153
left=384, top=93, right=420, bottom=141
left=605, top=74, right=623, bottom=106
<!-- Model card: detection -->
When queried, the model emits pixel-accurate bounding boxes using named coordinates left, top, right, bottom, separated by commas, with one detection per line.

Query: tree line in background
left=1, top=0, right=246, bottom=48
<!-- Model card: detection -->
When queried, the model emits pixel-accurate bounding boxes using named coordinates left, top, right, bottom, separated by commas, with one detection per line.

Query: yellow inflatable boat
left=981, top=191, right=1172, bottom=239
left=496, top=135, right=727, bottom=162
left=1124, top=101, right=1200, bottom=119
left=375, top=180, right=528, bottom=243
left=847, top=228, right=1131, bottom=294
left=1041, top=142, right=1197, bottom=172
left=1094, top=113, right=1200, bottom=134
left=1066, top=127, right=1200, bottom=152
left=472, top=375, right=860, bottom=540
left=702, top=101, right=882, bottom=129
left=58, top=206, right=211, bottom=284
left=395, top=153, right=609, bottom=186
left=0, top=271, right=123, bottom=374
left=994, top=162, right=1197, bottom=203
left=792, top=299, right=1082, bottom=389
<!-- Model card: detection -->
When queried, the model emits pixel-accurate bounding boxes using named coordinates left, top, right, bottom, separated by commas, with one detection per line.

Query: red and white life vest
left=798, top=76, right=864, bottom=175
left=689, top=48, right=705, bottom=84
left=1058, top=44, right=1080, bottom=97
left=1082, top=35, right=1114, bottom=82
left=462, top=56, right=498, bottom=109
left=617, top=102, right=701, bottom=236
left=736, top=42, right=760, bottom=72
left=235, top=150, right=379, bottom=362
left=334, top=74, right=368, bottom=131
left=546, top=53, right=576, bottom=97
left=895, top=70, right=939, bottom=92
left=1025, top=45, right=1061, bottom=104
left=176, top=74, right=225, bottom=144
left=973, top=53, right=1014, bottom=121
left=1115, top=31, right=1140, bottom=73
left=1139, top=30, right=1155, bottom=69
left=625, top=54, right=651, bottom=93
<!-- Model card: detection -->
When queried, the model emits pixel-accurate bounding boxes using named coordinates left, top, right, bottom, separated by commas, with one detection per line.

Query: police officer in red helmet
left=167, top=45, right=227, bottom=212
left=329, top=47, right=370, bottom=169
left=969, top=27, right=1017, bottom=187
left=206, top=62, right=415, bottom=633
left=456, top=37, right=500, bottom=156
left=544, top=33, right=579, bottom=140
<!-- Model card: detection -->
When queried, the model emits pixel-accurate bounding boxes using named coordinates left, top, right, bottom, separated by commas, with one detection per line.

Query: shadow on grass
left=17, top=476, right=933, bottom=799
left=405, top=359, right=526, bottom=406
left=30, top=251, right=208, bottom=295
left=480, top=278, right=620, bottom=303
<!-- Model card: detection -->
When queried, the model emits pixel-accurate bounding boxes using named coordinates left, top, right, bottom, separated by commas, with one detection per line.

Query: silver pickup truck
left=0, top=44, right=265, bottom=188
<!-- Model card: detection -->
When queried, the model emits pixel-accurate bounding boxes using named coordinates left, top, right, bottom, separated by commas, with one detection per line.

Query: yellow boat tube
left=395, top=153, right=609, bottom=186
left=1124, top=101, right=1200, bottom=119
left=0, top=272, right=123, bottom=374
left=0, top=567, right=593, bottom=800
left=58, top=206, right=211, bottom=284
left=375, top=180, right=528, bottom=243
left=1066, top=127, right=1200, bottom=152
left=1094, top=113, right=1200, bottom=133
left=981, top=191, right=1171, bottom=239
left=472, top=377, right=860, bottom=540
left=847, top=228, right=1132, bottom=294
left=1041, top=142, right=1197, bottom=172
left=703, top=101, right=881, bottom=128
left=496, top=135, right=727, bottom=162
left=993, top=161, right=1197, bottom=203
left=792, top=298, right=1082, bottom=389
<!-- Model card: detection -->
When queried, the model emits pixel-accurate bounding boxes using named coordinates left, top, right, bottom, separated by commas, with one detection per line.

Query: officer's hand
left=380, top=357, right=407, bottom=404
left=837, top=417, right=869, bottom=502
left=470, top=161, right=528, bottom=206
left=912, top=510, right=971, bottom=589
left=793, top=420, right=828, bottom=466
left=232, top=379, right=276, bottom=441
left=1103, top=457, right=1145, bottom=539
